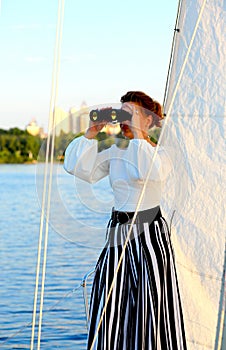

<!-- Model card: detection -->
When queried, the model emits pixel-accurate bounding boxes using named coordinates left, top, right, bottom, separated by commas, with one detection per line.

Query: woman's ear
left=146, top=115, right=153, bottom=128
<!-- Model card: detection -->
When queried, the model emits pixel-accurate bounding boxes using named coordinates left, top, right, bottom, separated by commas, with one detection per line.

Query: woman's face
left=120, top=102, right=135, bottom=139
left=121, top=101, right=153, bottom=138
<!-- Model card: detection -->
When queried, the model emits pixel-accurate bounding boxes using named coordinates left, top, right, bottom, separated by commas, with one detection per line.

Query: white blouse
left=64, top=136, right=172, bottom=212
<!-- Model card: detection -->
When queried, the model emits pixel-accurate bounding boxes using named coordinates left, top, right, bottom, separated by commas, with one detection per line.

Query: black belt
left=111, top=206, right=161, bottom=225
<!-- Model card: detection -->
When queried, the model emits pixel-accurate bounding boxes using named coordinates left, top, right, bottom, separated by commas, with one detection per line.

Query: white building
left=26, top=119, right=45, bottom=137
left=69, top=101, right=89, bottom=134
left=54, top=107, right=69, bottom=135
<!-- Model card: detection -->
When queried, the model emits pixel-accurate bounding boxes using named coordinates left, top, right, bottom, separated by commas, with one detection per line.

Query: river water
left=0, top=163, right=113, bottom=349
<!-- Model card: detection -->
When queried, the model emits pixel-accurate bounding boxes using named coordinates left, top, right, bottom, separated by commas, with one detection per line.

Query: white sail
left=162, top=0, right=226, bottom=349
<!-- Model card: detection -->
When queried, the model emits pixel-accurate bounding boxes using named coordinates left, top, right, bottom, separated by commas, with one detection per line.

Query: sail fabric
left=162, top=0, right=226, bottom=349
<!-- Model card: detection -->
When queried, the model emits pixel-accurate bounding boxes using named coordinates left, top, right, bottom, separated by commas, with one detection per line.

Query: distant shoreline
left=0, top=127, right=160, bottom=164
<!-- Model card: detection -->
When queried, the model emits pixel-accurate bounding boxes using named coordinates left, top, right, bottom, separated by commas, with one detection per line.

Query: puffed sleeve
left=125, top=139, right=172, bottom=182
left=63, top=136, right=110, bottom=183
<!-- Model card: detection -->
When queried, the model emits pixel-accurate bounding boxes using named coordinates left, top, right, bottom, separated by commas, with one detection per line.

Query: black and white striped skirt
left=87, top=206, right=187, bottom=350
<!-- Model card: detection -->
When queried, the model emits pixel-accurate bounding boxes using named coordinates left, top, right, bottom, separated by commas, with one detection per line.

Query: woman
left=64, top=91, right=187, bottom=350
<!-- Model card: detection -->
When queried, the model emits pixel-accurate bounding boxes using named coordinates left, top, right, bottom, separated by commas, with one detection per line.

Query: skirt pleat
left=87, top=212, right=187, bottom=350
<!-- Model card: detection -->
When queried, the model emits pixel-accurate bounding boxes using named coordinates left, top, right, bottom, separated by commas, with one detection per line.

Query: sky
left=0, top=0, right=178, bottom=131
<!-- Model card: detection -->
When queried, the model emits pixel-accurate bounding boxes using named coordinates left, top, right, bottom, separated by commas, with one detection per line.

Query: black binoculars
left=89, top=108, right=132, bottom=123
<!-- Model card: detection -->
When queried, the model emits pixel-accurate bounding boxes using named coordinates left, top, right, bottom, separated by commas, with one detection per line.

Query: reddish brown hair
left=120, top=91, right=163, bottom=128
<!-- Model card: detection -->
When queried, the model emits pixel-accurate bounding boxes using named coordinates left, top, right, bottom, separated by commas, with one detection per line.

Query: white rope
left=90, top=0, right=208, bottom=348
left=37, top=1, right=65, bottom=348
left=30, top=1, right=65, bottom=349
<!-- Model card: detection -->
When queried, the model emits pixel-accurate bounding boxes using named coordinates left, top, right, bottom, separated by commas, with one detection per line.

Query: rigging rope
left=30, top=1, right=65, bottom=349
left=162, top=0, right=182, bottom=111
left=90, top=0, right=208, bottom=348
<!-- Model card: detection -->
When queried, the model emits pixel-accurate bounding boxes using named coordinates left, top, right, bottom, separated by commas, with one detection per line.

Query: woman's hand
left=121, top=103, right=144, bottom=139
left=84, top=119, right=107, bottom=139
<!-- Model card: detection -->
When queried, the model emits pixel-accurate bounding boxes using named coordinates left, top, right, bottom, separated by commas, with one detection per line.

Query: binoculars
left=89, top=108, right=132, bottom=123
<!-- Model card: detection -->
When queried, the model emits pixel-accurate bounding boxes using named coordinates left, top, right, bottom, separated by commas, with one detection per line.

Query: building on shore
left=68, top=101, right=89, bottom=134
left=26, top=101, right=91, bottom=138
left=54, top=107, right=69, bottom=135
left=26, top=102, right=121, bottom=139
left=26, top=119, right=46, bottom=138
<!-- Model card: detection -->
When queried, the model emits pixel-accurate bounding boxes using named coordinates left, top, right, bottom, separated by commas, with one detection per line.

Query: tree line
left=0, top=128, right=42, bottom=163
left=0, top=127, right=160, bottom=164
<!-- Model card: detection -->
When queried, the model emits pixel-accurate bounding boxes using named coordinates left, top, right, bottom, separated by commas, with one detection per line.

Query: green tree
left=0, top=128, right=42, bottom=163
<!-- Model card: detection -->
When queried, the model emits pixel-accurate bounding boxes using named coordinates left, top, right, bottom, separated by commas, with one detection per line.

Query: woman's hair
left=120, top=91, right=163, bottom=128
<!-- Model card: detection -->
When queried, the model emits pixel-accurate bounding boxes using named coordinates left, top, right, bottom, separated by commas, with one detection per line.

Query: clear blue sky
left=0, top=0, right=178, bottom=130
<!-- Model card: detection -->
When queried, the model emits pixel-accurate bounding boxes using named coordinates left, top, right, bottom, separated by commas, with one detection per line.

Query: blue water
left=0, top=164, right=113, bottom=349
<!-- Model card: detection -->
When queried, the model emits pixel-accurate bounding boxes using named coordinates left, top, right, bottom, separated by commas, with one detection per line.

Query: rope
left=214, top=246, right=226, bottom=350
left=162, top=0, right=182, bottom=111
left=30, top=1, right=65, bottom=349
left=90, top=0, right=208, bottom=348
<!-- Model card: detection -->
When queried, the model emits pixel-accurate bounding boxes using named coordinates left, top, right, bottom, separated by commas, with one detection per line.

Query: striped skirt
left=87, top=207, right=187, bottom=350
